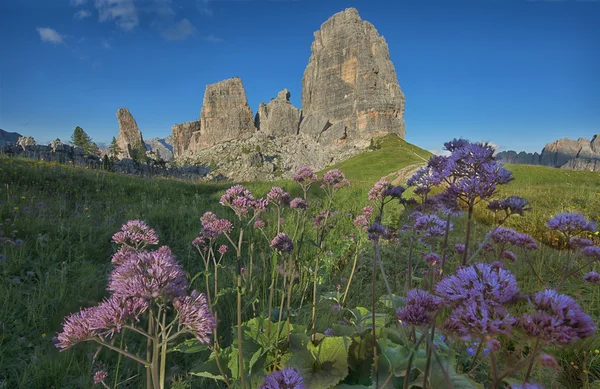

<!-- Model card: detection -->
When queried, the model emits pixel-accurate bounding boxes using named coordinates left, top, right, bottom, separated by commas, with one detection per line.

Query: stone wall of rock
left=255, top=89, right=302, bottom=137
left=145, top=136, right=174, bottom=161
left=301, top=8, right=405, bottom=145
left=198, top=77, right=256, bottom=149
left=172, top=120, right=202, bottom=159
left=116, top=108, right=146, bottom=158
left=496, top=133, right=600, bottom=172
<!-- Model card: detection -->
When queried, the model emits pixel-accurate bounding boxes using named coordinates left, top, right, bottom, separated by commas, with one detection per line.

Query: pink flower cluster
left=199, top=211, right=232, bottom=238
left=111, top=220, right=159, bottom=249
left=267, top=187, right=291, bottom=206
left=219, top=185, right=258, bottom=217
left=290, top=197, right=308, bottom=210
left=292, top=165, right=318, bottom=187
left=321, top=169, right=350, bottom=190
left=368, top=180, right=393, bottom=202
left=353, top=206, right=374, bottom=229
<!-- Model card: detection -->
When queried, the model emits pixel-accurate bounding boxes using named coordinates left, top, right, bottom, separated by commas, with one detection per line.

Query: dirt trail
left=381, top=162, right=426, bottom=185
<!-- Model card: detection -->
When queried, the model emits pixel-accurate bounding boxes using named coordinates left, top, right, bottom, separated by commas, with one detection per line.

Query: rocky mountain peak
left=116, top=108, right=145, bottom=159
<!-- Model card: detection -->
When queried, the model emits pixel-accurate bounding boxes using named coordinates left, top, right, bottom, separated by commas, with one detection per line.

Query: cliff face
left=116, top=108, right=145, bottom=158
left=198, top=77, right=257, bottom=149
left=301, top=8, right=405, bottom=144
left=496, top=134, right=600, bottom=172
left=255, top=89, right=302, bottom=137
left=172, top=120, right=202, bottom=159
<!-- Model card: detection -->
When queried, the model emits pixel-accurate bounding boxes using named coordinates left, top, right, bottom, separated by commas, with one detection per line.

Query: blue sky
left=0, top=0, right=598, bottom=153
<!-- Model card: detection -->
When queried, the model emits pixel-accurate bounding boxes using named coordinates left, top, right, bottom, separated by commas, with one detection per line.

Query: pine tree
left=108, top=137, right=121, bottom=158
left=70, top=126, right=94, bottom=154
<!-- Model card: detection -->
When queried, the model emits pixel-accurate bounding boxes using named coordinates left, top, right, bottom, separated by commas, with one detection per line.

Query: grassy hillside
left=322, top=134, right=432, bottom=184
left=476, top=163, right=600, bottom=247
left=2, top=151, right=600, bottom=389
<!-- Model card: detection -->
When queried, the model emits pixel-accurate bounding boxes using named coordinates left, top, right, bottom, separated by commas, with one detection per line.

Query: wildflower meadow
left=1, top=138, right=600, bottom=389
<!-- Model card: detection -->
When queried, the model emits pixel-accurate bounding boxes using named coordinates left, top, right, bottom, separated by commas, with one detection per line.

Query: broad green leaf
left=190, top=349, right=231, bottom=382
left=288, top=336, right=351, bottom=389
left=378, top=294, right=406, bottom=309
left=168, top=338, right=210, bottom=354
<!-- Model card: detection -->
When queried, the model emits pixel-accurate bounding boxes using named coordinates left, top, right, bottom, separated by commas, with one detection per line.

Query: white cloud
left=74, top=9, right=92, bottom=19
left=203, top=34, right=223, bottom=43
left=94, top=0, right=139, bottom=31
left=428, top=149, right=451, bottom=156
left=70, top=0, right=87, bottom=6
left=102, top=39, right=111, bottom=49
left=161, top=18, right=196, bottom=41
left=197, top=0, right=213, bottom=16
left=36, top=27, right=65, bottom=44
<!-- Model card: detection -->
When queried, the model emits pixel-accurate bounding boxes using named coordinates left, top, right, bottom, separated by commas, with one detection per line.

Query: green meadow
left=1, top=138, right=600, bottom=389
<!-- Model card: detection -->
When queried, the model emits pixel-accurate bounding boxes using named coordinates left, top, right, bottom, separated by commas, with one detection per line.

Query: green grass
left=476, top=163, right=600, bottom=247
left=323, top=134, right=432, bottom=184
left=2, top=149, right=600, bottom=389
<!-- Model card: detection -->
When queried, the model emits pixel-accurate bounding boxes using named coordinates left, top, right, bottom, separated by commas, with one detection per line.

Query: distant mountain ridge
left=145, top=136, right=173, bottom=161
left=496, top=134, right=600, bottom=171
left=0, top=129, right=22, bottom=147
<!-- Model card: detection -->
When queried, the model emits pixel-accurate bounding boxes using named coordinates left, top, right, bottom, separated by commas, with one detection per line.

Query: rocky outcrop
left=116, top=108, right=146, bottom=159
left=496, top=151, right=541, bottom=165
left=561, top=158, right=600, bottom=172
left=17, top=136, right=36, bottom=147
left=176, top=131, right=366, bottom=182
left=0, top=129, right=22, bottom=147
left=255, top=89, right=302, bottom=137
left=145, top=136, right=174, bottom=161
left=172, top=120, right=202, bottom=158
left=301, top=8, right=405, bottom=145
left=496, top=133, right=600, bottom=172
left=198, top=77, right=256, bottom=149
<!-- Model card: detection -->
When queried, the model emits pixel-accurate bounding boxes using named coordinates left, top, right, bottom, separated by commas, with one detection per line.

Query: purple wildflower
left=324, top=328, right=335, bottom=336
left=218, top=245, right=228, bottom=255
left=581, top=246, right=600, bottom=260
left=259, top=367, right=305, bottom=389
left=192, top=236, right=206, bottom=247
left=519, top=289, right=597, bottom=346
left=93, top=370, right=108, bottom=384
left=396, top=289, right=442, bottom=326
left=488, top=227, right=539, bottom=250
left=200, top=211, right=232, bottom=238
left=487, top=196, right=531, bottom=217
left=362, top=206, right=374, bottom=217
left=570, top=237, right=594, bottom=249
left=424, top=253, right=441, bottom=267
left=293, top=165, right=317, bottom=187
left=88, top=295, right=148, bottom=337
left=367, top=223, right=389, bottom=242
left=407, top=167, right=443, bottom=199
left=321, top=169, right=350, bottom=191
left=583, top=271, right=600, bottom=284
left=539, top=354, right=559, bottom=369
left=173, top=290, right=214, bottom=343
left=270, top=233, right=294, bottom=253
left=220, top=185, right=256, bottom=217
left=111, top=247, right=134, bottom=265
left=56, top=307, right=97, bottom=351
left=108, top=246, right=188, bottom=301
left=254, top=219, right=266, bottom=229
left=313, top=210, right=331, bottom=228
left=112, top=220, right=159, bottom=249
left=509, top=383, right=544, bottom=389
left=267, top=187, right=291, bottom=206
left=454, top=244, right=466, bottom=254
left=413, top=214, right=451, bottom=237
left=546, top=212, right=596, bottom=237
left=436, top=263, right=519, bottom=339
left=290, top=198, right=308, bottom=210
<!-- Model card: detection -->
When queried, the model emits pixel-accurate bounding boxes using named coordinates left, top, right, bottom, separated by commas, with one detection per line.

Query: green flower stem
left=93, top=337, right=150, bottom=367
left=342, top=241, right=360, bottom=305
left=462, top=205, right=474, bottom=266
left=372, top=243, right=379, bottom=389
left=146, top=315, right=153, bottom=389
left=522, top=338, right=541, bottom=384
left=422, top=322, right=437, bottom=389
left=467, top=340, right=484, bottom=374
left=267, top=252, right=278, bottom=342
left=113, top=332, right=124, bottom=389
left=405, top=239, right=414, bottom=294
left=285, top=256, right=295, bottom=342
left=159, top=310, right=168, bottom=389
left=402, top=331, right=428, bottom=389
